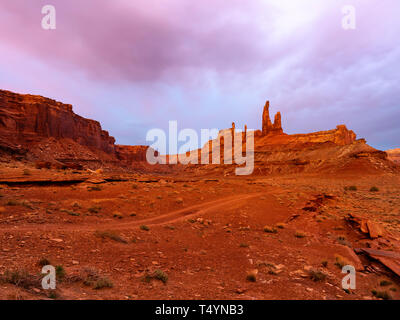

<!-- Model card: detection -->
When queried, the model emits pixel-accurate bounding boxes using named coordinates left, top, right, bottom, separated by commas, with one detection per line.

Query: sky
left=0, top=0, right=399, bottom=150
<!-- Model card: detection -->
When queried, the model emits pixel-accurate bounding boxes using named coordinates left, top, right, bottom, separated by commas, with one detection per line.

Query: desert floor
left=0, top=165, right=399, bottom=300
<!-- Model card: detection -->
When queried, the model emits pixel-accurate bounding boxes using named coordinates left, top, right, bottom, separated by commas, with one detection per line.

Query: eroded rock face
left=0, top=89, right=116, bottom=155
left=273, top=112, right=282, bottom=133
left=262, top=101, right=273, bottom=135
left=386, top=149, right=400, bottom=164
left=288, top=125, right=357, bottom=146
left=116, top=145, right=158, bottom=164
left=262, top=101, right=283, bottom=135
left=187, top=100, right=398, bottom=176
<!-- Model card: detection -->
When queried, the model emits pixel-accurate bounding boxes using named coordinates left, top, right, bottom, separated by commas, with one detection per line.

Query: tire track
left=1, top=192, right=263, bottom=232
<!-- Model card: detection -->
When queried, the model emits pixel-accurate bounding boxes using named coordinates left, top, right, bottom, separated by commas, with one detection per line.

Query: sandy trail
left=0, top=192, right=263, bottom=233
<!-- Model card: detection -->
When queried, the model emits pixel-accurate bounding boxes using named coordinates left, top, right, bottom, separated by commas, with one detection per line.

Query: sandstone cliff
left=0, top=89, right=116, bottom=157
left=258, top=125, right=357, bottom=147
left=386, top=149, right=400, bottom=164
left=116, top=145, right=159, bottom=164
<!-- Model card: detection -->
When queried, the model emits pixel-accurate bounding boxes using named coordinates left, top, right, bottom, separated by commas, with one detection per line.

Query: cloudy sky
left=0, top=0, right=399, bottom=150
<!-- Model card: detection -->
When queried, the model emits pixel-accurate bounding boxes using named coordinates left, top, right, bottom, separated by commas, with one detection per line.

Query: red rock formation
left=262, top=101, right=272, bottom=135
left=115, top=145, right=158, bottom=164
left=273, top=112, right=283, bottom=134
left=262, top=101, right=283, bottom=135
left=0, top=89, right=115, bottom=155
left=288, top=125, right=357, bottom=146
left=0, top=89, right=393, bottom=176
left=386, top=149, right=400, bottom=164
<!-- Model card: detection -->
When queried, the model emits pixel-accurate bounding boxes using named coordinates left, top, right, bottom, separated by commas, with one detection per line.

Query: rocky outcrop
left=273, top=112, right=282, bottom=132
left=0, top=89, right=116, bottom=155
left=182, top=100, right=398, bottom=176
left=262, top=101, right=283, bottom=135
left=116, top=145, right=158, bottom=164
left=386, top=149, right=400, bottom=164
left=288, top=125, right=357, bottom=146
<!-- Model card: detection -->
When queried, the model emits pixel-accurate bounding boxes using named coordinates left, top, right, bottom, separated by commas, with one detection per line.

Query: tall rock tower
left=262, top=101, right=272, bottom=135
left=262, top=101, right=283, bottom=135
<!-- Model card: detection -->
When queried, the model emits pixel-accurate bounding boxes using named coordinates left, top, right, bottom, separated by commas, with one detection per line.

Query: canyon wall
left=116, top=145, right=158, bottom=164
left=0, top=89, right=116, bottom=155
left=288, top=125, right=357, bottom=146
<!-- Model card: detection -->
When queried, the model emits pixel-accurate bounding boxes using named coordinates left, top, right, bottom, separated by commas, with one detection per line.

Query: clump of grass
left=140, top=225, right=150, bottom=231
left=81, top=268, right=113, bottom=289
left=380, top=280, right=392, bottom=287
left=153, top=270, right=168, bottom=284
left=82, top=268, right=99, bottom=286
left=23, top=169, right=31, bottom=176
left=370, top=186, right=379, bottom=192
left=295, top=231, right=307, bottom=238
left=345, top=186, right=357, bottom=191
left=88, top=205, right=101, bottom=214
left=132, top=184, right=138, bottom=189
left=55, top=265, right=66, bottom=281
left=1, top=270, right=39, bottom=289
left=334, top=254, right=350, bottom=269
left=38, top=258, right=51, bottom=267
left=93, top=277, right=113, bottom=289
left=143, top=270, right=168, bottom=284
left=263, top=226, right=277, bottom=234
left=371, top=289, right=392, bottom=300
left=321, top=260, right=328, bottom=268
left=94, top=230, right=128, bottom=243
left=308, top=269, right=327, bottom=282
left=240, top=243, right=249, bottom=248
